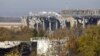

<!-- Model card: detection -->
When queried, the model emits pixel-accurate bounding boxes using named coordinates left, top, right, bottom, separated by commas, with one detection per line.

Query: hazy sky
left=0, top=0, right=100, bottom=16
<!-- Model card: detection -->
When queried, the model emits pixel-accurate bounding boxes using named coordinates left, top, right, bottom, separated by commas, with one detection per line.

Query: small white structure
left=0, top=41, right=21, bottom=49
left=37, top=40, right=50, bottom=55
left=31, top=38, right=50, bottom=55
left=30, top=37, right=66, bottom=56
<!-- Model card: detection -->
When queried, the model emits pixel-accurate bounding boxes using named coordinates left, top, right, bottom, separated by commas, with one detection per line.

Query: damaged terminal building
left=0, top=11, right=68, bottom=56
left=0, top=9, right=100, bottom=56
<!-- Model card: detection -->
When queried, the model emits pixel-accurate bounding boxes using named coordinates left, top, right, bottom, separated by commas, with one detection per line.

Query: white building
left=60, top=9, right=100, bottom=17
left=0, top=41, right=21, bottom=49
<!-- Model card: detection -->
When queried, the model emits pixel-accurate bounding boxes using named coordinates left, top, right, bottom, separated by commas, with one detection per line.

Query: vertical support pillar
left=83, top=17, right=85, bottom=28
left=36, top=23, right=38, bottom=31
left=56, top=21, right=58, bottom=30
left=49, top=22, right=52, bottom=31
left=43, top=20, right=45, bottom=30
left=62, top=20, right=66, bottom=28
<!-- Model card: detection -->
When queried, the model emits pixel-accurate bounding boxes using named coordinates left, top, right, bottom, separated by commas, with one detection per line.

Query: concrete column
left=55, top=21, right=58, bottom=30
left=36, top=23, right=39, bottom=30
left=43, top=20, right=45, bottom=30
left=49, top=22, right=52, bottom=31
left=82, top=17, right=85, bottom=28
left=62, top=20, right=66, bottom=28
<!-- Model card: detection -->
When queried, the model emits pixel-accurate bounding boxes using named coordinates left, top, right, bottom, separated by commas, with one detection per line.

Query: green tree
left=48, top=28, right=68, bottom=40
left=0, top=28, right=12, bottom=41
left=78, top=26, right=100, bottom=56
left=16, top=27, right=33, bottom=41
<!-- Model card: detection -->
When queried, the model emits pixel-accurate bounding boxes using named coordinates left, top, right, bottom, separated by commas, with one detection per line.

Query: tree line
left=0, top=25, right=100, bottom=56
left=0, top=27, right=46, bottom=41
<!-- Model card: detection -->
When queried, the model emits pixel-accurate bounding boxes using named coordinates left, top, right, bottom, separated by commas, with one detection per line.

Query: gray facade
left=60, top=9, right=100, bottom=17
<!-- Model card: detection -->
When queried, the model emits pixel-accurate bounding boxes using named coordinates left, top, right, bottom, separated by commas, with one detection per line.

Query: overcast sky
left=0, top=0, right=100, bottom=16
